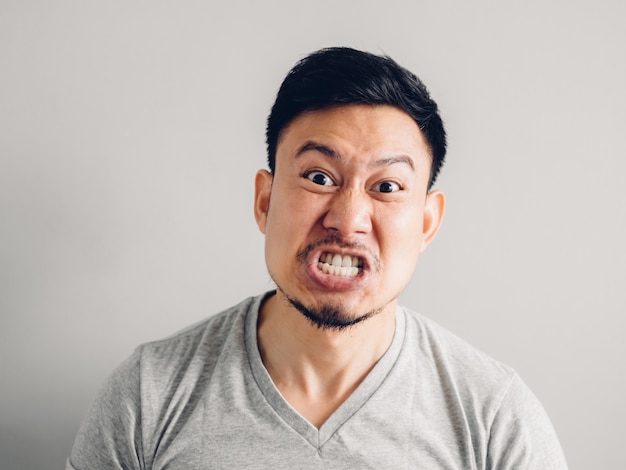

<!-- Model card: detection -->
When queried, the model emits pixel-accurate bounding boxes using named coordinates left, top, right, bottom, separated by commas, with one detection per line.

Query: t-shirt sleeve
left=487, top=374, right=568, bottom=469
left=66, top=349, right=145, bottom=470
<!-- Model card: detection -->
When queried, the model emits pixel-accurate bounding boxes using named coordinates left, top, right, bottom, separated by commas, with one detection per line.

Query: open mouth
left=317, top=252, right=364, bottom=278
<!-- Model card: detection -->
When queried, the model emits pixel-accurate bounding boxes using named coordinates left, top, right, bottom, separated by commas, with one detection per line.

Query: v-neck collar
left=244, top=292, right=406, bottom=449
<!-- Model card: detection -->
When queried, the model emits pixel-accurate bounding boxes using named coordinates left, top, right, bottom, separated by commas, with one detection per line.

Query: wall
left=1, top=1, right=624, bottom=468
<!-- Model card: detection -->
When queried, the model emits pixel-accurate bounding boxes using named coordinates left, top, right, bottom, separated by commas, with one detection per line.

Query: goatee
left=282, top=290, right=383, bottom=331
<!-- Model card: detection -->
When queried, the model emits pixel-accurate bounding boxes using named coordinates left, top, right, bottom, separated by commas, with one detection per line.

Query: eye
left=305, top=170, right=335, bottom=186
left=373, top=181, right=401, bottom=193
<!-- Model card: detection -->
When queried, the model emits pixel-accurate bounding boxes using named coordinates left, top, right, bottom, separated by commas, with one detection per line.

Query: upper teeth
left=317, top=253, right=362, bottom=278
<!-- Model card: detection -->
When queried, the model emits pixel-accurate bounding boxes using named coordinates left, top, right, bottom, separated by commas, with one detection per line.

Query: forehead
left=276, top=105, right=431, bottom=165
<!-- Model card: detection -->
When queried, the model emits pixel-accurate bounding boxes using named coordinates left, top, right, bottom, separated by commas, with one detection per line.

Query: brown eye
left=305, top=171, right=334, bottom=186
left=373, top=181, right=400, bottom=193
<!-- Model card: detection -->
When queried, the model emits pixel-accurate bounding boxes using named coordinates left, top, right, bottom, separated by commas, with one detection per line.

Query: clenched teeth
left=317, top=252, right=362, bottom=278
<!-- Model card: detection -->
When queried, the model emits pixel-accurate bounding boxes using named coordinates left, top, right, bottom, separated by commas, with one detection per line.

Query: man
left=67, top=47, right=567, bottom=469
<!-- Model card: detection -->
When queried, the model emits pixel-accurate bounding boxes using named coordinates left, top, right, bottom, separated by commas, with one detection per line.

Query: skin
left=253, top=104, right=445, bottom=427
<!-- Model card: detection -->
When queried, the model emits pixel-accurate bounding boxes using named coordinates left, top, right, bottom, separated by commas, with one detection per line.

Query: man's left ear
left=420, top=190, right=446, bottom=253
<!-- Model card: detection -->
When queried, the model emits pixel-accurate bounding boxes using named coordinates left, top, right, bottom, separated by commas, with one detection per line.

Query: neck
left=257, top=291, right=396, bottom=427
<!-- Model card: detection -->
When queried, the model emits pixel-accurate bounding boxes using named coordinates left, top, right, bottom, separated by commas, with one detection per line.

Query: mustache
left=296, top=234, right=380, bottom=271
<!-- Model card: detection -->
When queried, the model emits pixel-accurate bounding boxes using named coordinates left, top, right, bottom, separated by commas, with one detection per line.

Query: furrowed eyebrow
left=371, top=155, right=415, bottom=171
left=295, top=141, right=339, bottom=160
left=295, top=141, right=415, bottom=171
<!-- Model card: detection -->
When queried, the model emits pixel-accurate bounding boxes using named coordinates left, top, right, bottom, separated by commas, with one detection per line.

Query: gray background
left=1, top=1, right=624, bottom=468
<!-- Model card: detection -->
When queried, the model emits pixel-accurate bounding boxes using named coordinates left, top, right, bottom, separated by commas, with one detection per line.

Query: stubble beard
left=275, top=286, right=385, bottom=332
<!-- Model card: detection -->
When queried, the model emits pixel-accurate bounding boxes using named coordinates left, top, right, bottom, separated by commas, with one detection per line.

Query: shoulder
left=68, top=294, right=263, bottom=469
left=400, top=307, right=568, bottom=469
left=88, top=293, right=262, bottom=424
left=139, top=295, right=255, bottom=359
left=127, top=294, right=261, bottom=392
left=401, top=307, right=515, bottom=387
left=400, top=306, right=517, bottom=429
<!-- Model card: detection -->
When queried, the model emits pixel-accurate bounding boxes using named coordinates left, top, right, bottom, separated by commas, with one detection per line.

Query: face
left=254, top=105, right=445, bottom=329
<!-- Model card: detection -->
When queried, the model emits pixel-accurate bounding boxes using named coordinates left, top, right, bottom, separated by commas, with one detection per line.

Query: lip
left=304, top=246, right=372, bottom=291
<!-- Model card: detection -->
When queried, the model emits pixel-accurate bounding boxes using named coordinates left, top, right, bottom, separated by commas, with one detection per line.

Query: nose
left=322, top=188, right=373, bottom=235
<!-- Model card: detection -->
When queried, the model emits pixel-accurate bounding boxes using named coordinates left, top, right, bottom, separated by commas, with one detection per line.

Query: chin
left=278, top=286, right=385, bottom=332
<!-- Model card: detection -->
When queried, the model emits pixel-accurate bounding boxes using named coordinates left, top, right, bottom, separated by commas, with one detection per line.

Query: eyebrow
left=295, top=140, right=415, bottom=171
left=372, top=155, right=414, bottom=171
left=295, top=141, right=339, bottom=160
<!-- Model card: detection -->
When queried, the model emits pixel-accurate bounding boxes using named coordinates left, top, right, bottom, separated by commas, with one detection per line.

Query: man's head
left=255, top=48, right=446, bottom=331
left=266, top=47, right=446, bottom=190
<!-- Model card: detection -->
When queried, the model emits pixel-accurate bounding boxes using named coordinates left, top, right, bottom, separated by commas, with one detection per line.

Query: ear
left=420, top=190, right=445, bottom=253
left=254, top=170, right=273, bottom=234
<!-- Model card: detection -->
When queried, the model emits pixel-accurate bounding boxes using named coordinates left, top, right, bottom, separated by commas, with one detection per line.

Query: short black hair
left=266, top=47, right=447, bottom=189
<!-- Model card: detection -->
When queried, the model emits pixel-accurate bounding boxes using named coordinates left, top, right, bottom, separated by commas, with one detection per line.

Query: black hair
left=266, top=47, right=447, bottom=189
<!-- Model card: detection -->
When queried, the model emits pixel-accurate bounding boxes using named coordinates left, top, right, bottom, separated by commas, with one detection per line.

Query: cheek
left=267, top=192, right=309, bottom=235
left=264, top=188, right=316, bottom=258
left=379, top=206, right=424, bottom=264
left=270, top=184, right=326, bottom=229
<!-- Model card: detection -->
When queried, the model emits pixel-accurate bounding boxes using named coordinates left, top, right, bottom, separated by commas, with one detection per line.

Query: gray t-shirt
left=67, top=293, right=567, bottom=469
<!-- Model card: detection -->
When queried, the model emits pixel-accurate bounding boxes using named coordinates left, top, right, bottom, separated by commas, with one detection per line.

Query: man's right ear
left=254, top=170, right=273, bottom=234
